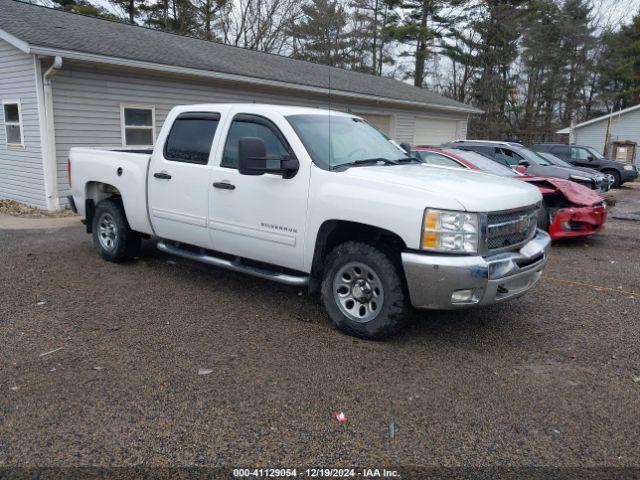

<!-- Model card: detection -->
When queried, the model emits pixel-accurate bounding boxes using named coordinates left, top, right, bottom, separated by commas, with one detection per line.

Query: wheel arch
left=309, top=219, right=408, bottom=294
left=84, top=182, right=122, bottom=233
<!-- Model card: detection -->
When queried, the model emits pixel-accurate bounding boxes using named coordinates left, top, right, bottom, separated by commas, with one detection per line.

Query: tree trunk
left=414, top=2, right=429, bottom=87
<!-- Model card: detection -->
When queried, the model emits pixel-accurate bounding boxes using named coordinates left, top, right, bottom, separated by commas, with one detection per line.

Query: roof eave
left=0, top=28, right=30, bottom=53
left=561, top=103, right=640, bottom=131
left=26, top=44, right=481, bottom=114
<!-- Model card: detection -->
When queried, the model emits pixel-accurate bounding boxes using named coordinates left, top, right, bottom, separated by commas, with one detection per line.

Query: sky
left=592, top=0, right=640, bottom=28
left=80, top=0, right=640, bottom=30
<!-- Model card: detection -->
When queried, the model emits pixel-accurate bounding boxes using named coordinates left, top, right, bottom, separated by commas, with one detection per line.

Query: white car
left=68, top=104, right=550, bottom=339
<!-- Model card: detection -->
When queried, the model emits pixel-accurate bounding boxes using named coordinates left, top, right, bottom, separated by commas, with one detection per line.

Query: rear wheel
left=321, top=241, right=412, bottom=340
left=92, top=199, right=140, bottom=262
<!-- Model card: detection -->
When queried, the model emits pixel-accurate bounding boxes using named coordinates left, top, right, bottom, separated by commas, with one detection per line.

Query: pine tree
left=596, top=12, right=640, bottom=110
left=386, top=0, right=457, bottom=87
left=288, top=0, right=352, bottom=67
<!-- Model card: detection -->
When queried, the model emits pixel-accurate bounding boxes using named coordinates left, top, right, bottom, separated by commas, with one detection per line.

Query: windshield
left=515, top=147, right=553, bottom=166
left=538, top=152, right=573, bottom=168
left=286, top=114, right=408, bottom=169
left=446, top=149, right=518, bottom=177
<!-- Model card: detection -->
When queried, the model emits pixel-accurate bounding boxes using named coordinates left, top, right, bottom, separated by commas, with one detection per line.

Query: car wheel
left=92, top=198, right=141, bottom=262
left=321, top=241, right=412, bottom=340
left=604, top=170, right=621, bottom=188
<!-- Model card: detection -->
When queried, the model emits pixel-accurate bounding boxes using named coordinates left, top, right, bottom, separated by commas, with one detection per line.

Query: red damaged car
left=411, top=147, right=607, bottom=240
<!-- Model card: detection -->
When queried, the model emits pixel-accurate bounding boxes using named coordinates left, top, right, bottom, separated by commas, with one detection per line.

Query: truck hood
left=343, top=164, right=542, bottom=212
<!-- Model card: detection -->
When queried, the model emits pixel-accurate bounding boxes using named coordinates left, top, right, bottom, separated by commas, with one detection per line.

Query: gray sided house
left=0, top=0, right=480, bottom=211
left=558, top=104, right=640, bottom=164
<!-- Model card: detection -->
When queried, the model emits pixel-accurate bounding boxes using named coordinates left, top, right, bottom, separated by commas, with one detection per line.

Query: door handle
left=213, top=182, right=235, bottom=190
left=153, top=172, right=172, bottom=179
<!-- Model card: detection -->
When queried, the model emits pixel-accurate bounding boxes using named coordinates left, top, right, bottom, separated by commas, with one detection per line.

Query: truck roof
left=171, top=103, right=356, bottom=117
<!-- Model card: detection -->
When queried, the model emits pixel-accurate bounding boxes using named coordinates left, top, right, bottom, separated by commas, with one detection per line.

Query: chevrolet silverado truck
left=68, top=104, right=551, bottom=339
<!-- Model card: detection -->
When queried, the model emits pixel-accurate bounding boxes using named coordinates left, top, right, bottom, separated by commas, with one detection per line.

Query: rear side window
left=552, top=145, right=570, bottom=157
left=221, top=115, right=290, bottom=169
left=164, top=112, right=220, bottom=164
left=495, top=148, right=520, bottom=166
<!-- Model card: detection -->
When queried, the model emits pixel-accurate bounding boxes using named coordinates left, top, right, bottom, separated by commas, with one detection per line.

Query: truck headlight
left=624, top=165, right=634, bottom=171
left=421, top=209, right=479, bottom=254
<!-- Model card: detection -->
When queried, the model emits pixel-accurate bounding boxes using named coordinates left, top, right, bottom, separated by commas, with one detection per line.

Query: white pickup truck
left=68, top=104, right=550, bottom=339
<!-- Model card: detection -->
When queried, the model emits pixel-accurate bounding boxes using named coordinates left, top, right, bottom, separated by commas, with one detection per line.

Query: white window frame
left=3, top=99, right=25, bottom=148
left=120, top=104, right=156, bottom=148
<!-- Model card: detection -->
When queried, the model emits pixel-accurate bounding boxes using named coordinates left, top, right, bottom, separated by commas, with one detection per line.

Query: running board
left=157, top=240, right=309, bottom=287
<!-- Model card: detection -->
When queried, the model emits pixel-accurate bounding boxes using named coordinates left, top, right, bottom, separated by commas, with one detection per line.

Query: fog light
left=451, top=289, right=476, bottom=303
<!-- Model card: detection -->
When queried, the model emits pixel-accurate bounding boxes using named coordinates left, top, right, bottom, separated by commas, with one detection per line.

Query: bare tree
left=217, top=0, right=303, bottom=53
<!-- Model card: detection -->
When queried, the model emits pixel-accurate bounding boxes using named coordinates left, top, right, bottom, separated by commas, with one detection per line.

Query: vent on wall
left=611, top=141, right=637, bottom=163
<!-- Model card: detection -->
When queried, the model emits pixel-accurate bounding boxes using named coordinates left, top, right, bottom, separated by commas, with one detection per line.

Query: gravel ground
left=1, top=204, right=639, bottom=472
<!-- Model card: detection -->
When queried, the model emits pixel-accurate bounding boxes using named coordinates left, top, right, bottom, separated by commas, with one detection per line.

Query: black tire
left=604, top=169, right=621, bottom=188
left=537, top=203, right=551, bottom=232
left=321, top=241, right=412, bottom=340
left=92, top=198, right=141, bottom=262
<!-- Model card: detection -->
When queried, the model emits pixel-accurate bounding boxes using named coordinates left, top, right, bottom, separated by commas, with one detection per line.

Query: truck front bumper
left=401, top=230, right=551, bottom=310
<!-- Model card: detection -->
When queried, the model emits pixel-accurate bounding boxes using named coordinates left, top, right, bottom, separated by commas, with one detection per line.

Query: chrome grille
left=486, top=205, right=539, bottom=251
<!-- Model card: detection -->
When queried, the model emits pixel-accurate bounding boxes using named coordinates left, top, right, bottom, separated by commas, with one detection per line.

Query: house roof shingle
left=0, top=0, right=480, bottom=113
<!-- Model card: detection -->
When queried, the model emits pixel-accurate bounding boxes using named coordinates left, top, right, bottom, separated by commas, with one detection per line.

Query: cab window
left=551, top=145, right=570, bottom=157
left=164, top=112, right=220, bottom=164
left=494, top=148, right=520, bottom=166
left=221, top=115, right=290, bottom=169
left=571, top=147, right=590, bottom=160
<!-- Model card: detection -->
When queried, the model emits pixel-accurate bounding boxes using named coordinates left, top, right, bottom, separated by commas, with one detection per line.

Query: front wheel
left=604, top=170, right=621, bottom=188
left=321, top=241, right=412, bottom=340
left=92, top=199, right=141, bottom=262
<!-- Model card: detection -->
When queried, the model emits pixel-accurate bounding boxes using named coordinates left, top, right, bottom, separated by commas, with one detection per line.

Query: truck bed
left=68, top=147, right=154, bottom=235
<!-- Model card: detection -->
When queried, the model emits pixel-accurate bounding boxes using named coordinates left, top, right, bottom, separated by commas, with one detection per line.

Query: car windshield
left=584, top=146, right=606, bottom=160
left=446, top=149, right=518, bottom=177
left=515, top=147, right=553, bottom=166
left=538, top=152, right=573, bottom=168
left=286, top=114, right=409, bottom=169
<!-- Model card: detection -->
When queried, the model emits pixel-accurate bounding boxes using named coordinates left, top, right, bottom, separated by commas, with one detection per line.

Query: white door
left=147, top=112, right=221, bottom=248
left=209, top=112, right=309, bottom=271
left=413, top=117, right=459, bottom=146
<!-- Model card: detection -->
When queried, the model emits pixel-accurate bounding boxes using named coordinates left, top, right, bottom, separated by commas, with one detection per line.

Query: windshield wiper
left=334, top=158, right=400, bottom=169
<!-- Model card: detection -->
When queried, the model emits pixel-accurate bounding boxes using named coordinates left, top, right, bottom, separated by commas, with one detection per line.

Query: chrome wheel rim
left=98, top=213, right=118, bottom=252
left=606, top=173, right=615, bottom=186
left=333, top=261, right=384, bottom=323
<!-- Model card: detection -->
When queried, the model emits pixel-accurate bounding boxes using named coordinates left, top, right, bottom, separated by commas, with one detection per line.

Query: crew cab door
left=147, top=111, right=221, bottom=248
left=209, top=112, right=309, bottom=271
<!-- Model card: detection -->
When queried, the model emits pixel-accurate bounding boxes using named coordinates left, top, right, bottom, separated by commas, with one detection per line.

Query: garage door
left=413, top=117, right=458, bottom=146
left=357, top=113, right=392, bottom=136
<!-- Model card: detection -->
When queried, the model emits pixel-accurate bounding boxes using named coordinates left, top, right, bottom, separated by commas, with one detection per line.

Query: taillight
left=67, top=158, right=71, bottom=188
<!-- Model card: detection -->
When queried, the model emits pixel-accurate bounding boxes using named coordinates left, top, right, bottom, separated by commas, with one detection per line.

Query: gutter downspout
left=42, top=56, right=62, bottom=211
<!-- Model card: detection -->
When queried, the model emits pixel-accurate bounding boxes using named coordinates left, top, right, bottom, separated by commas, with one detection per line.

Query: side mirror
left=518, top=159, right=530, bottom=167
left=515, top=166, right=527, bottom=174
left=238, top=137, right=299, bottom=179
left=587, top=156, right=594, bottom=161
left=399, top=142, right=412, bottom=154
